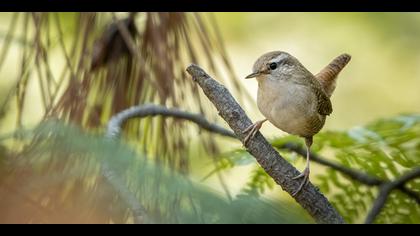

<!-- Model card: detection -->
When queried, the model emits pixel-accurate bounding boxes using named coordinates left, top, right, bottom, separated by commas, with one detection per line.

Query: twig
left=365, top=168, right=420, bottom=224
left=104, top=103, right=236, bottom=224
left=100, top=161, right=148, bottom=224
left=186, top=64, right=345, bottom=224
left=53, top=13, right=77, bottom=81
left=106, top=103, right=237, bottom=203
left=111, top=13, right=138, bottom=58
left=280, top=143, right=420, bottom=205
left=106, top=104, right=236, bottom=139
left=108, top=13, right=150, bottom=79
left=280, top=143, right=382, bottom=185
left=0, top=12, right=19, bottom=72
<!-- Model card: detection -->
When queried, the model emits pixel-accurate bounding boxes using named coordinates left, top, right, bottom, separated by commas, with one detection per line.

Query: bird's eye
left=268, top=62, right=277, bottom=70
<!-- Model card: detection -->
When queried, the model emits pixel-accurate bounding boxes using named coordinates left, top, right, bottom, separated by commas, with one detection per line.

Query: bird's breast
left=257, top=77, right=324, bottom=137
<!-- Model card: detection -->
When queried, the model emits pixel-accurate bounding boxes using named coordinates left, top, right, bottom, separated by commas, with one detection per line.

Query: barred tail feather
left=315, top=53, right=351, bottom=97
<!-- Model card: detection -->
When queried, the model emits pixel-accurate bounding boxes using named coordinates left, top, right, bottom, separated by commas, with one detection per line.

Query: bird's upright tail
left=315, top=53, right=351, bottom=97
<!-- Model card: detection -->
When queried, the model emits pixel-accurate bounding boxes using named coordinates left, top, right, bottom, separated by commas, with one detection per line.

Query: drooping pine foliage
left=208, top=114, right=420, bottom=223
left=0, top=12, right=250, bottom=174
left=0, top=121, right=310, bottom=223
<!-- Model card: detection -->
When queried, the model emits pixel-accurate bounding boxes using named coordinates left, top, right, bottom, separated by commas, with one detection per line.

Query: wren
left=244, top=51, right=351, bottom=196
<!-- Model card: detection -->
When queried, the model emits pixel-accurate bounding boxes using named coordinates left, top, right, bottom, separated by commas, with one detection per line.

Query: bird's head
left=245, top=51, right=308, bottom=82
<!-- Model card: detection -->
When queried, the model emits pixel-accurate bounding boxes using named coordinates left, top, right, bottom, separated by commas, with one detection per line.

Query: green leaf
left=0, top=120, right=309, bottom=223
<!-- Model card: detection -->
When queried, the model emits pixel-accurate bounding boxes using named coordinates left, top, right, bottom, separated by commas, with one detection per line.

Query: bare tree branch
left=365, top=168, right=420, bottom=224
left=103, top=103, right=237, bottom=224
left=100, top=161, right=148, bottom=224
left=106, top=104, right=236, bottom=139
left=101, top=107, right=151, bottom=224
left=186, top=64, right=345, bottom=224
left=398, top=186, right=420, bottom=205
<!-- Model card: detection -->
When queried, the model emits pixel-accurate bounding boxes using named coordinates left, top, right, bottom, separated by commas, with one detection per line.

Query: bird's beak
left=245, top=72, right=260, bottom=79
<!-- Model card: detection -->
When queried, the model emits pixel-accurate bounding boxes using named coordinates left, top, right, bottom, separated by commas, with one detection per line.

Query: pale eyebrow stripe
left=269, top=54, right=287, bottom=64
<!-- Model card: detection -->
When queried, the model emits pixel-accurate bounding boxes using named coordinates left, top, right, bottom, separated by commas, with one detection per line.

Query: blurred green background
left=215, top=12, right=420, bottom=132
left=0, top=13, right=419, bottom=224
left=1, top=12, right=420, bottom=136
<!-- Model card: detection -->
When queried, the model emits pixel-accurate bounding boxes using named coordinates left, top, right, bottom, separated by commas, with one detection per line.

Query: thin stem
left=106, top=104, right=236, bottom=139
left=365, top=168, right=420, bottom=224
left=53, top=13, right=76, bottom=80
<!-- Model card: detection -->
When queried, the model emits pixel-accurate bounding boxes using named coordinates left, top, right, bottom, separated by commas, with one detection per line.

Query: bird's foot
left=291, top=166, right=310, bottom=197
left=242, top=119, right=266, bottom=146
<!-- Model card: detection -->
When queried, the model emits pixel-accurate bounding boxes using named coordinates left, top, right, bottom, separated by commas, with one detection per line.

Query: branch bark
left=186, top=64, right=345, bottom=224
left=106, top=104, right=235, bottom=139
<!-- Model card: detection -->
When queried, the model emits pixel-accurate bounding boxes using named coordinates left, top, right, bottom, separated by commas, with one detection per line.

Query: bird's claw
left=292, top=167, right=310, bottom=197
left=242, top=120, right=265, bottom=146
left=243, top=124, right=258, bottom=146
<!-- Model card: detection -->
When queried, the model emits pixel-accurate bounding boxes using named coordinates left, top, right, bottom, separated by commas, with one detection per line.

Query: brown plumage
left=315, top=54, right=351, bottom=97
left=244, top=51, right=351, bottom=196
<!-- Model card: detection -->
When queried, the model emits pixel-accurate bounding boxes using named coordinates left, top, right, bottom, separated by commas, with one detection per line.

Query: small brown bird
left=244, top=51, right=351, bottom=196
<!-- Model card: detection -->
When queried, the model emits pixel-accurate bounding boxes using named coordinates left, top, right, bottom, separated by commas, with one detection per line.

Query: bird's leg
left=292, top=137, right=313, bottom=196
left=242, top=119, right=268, bottom=146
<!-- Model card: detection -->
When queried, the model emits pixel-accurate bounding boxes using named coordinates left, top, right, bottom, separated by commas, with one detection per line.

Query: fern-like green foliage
left=207, top=114, right=420, bottom=223
left=312, top=115, right=420, bottom=223
left=0, top=120, right=310, bottom=223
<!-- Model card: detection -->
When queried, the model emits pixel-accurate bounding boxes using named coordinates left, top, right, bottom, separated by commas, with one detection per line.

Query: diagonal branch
left=186, top=64, right=345, bottom=224
left=364, top=168, right=420, bottom=224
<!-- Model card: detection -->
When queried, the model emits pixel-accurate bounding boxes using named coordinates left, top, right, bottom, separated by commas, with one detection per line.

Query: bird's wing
left=315, top=87, right=333, bottom=116
left=308, top=76, right=333, bottom=116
